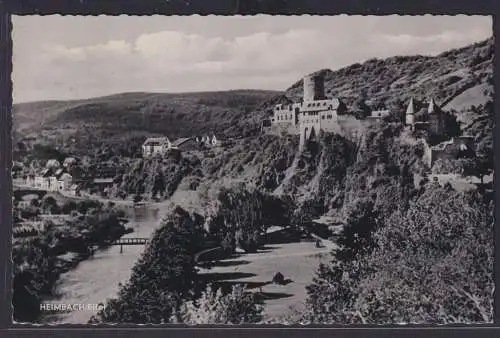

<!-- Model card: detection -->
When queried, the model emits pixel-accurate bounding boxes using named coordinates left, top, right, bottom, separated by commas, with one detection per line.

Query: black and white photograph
left=11, top=14, right=494, bottom=325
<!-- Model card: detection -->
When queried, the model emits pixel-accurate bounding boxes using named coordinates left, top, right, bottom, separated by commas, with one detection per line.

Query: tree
left=474, top=144, right=493, bottom=185
left=133, top=194, right=143, bottom=204
left=41, top=196, right=59, bottom=214
left=306, top=185, right=493, bottom=324
left=180, top=284, right=262, bottom=324
left=336, top=197, right=378, bottom=262
left=91, top=206, right=204, bottom=324
left=152, top=170, right=166, bottom=199
left=207, top=184, right=274, bottom=253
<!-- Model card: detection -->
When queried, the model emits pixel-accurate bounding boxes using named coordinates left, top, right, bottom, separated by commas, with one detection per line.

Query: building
left=195, top=134, right=219, bottom=147
left=367, top=109, right=391, bottom=120
left=423, top=135, right=475, bottom=167
left=57, top=173, right=73, bottom=191
left=405, top=97, right=446, bottom=135
left=405, top=97, right=416, bottom=126
left=142, top=137, right=172, bottom=157
left=427, top=98, right=446, bottom=135
left=271, top=74, right=347, bottom=150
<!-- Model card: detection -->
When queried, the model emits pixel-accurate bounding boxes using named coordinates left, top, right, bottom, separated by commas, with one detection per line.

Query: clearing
left=197, top=241, right=332, bottom=323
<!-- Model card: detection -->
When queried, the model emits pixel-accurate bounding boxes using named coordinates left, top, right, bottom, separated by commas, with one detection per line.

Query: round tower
left=303, top=74, right=325, bottom=102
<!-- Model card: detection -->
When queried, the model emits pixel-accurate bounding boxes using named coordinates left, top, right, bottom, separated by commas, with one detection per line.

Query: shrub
left=180, top=284, right=262, bottom=324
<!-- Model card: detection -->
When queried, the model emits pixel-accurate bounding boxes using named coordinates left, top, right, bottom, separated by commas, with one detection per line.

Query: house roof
left=93, top=178, right=114, bottom=184
left=172, top=137, right=192, bottom=147
left=143, top=137, right=170, bottom=146
left=41, top=168, right=52, bottom=177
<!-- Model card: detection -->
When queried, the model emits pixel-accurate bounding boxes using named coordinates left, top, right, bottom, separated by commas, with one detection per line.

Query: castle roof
left=300, top=98, right=342, bottom=112
left=427, top=98, right=441, bottom=115
left=406, top=97, right=415, bottom=116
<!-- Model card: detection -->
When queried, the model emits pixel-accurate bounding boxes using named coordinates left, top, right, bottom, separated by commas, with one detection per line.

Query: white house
left=368, top=109, right=391, bottom=120
left=142, top=137, right=172, bottom=157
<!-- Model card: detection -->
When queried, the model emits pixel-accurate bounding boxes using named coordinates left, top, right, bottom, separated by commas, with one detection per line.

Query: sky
left=12, top=15, right=492, bottom=103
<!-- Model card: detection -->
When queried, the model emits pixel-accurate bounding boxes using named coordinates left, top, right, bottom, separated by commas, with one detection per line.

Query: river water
left=49, top=205, right=164, bottom=324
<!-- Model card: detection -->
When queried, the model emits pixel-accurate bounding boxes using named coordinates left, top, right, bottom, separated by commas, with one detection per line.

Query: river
left=47, top=205, right=166, bottom=324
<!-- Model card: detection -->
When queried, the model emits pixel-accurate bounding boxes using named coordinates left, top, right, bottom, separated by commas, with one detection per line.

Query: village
left=11, top=72, right=488, bottom=252
left=12, top=133, right=225, bottom=198
left=13, top=73, right=482, bottom=212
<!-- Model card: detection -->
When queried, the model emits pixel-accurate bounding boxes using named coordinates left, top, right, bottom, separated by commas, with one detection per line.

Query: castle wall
left=299, top=111, right=321, bottom=150
left=422, top=137, right=474, bottom=168
left=428, top=114, right=445, bottom=135
left=422, top=141, right=433, bottom=167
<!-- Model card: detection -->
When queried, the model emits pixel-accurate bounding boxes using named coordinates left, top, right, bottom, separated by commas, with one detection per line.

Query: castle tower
left=405, top=97, right=415, bottom=127
left=427, top=97, right=444, bottom=135
left=427, top=97, right=436, bottom=114
left=303, top=74, right=326, bottom=101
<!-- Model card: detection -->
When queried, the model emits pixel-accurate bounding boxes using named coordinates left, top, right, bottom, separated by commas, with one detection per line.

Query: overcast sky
left=12, top=15, right=492, bottom=103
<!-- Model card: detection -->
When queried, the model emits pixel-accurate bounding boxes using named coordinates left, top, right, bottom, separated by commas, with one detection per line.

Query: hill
left=13, top=37, right=493, bottom=155
left=13, top=90, right=281, bottom=153
left=277, top=37, right=493, bottom=127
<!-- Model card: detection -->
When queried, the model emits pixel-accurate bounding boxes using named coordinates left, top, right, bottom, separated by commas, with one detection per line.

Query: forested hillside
left=279, top=37, right=493, bottom=127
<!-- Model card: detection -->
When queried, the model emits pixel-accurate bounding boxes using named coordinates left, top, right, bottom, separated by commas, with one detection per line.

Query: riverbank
left=12, top=200, right=131, bottom=323
left=43, top=203, right=170, bottom=324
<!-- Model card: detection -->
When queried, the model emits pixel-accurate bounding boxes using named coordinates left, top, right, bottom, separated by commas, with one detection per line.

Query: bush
left=180, top=284, right=262, bottom=324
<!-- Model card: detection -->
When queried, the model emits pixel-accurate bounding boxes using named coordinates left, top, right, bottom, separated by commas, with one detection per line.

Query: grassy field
left=198, top=241, right=332, bottom=323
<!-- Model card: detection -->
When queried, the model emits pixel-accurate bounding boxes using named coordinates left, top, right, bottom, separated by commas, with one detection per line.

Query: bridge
left=111, top=237, right=150, bottom=253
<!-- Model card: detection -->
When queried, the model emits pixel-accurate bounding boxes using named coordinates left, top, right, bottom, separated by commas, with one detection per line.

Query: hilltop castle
left=267, top=72, right=474, bottom=169
left=270, top=74, right=347, bottom=150
left=405, top=96, right=446, bottom=135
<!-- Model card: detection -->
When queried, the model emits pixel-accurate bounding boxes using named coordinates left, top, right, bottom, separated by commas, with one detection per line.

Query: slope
left=276, top=37, right=493, bottom=124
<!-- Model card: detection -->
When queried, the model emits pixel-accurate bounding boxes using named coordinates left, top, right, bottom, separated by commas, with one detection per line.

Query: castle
left=270, top=74, right=347, bottom=149
left=405, top=96, right=446, bottom=135
left=267, top=73, right=474, bottom=168
left=404, top=96, right=475, bottom=167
